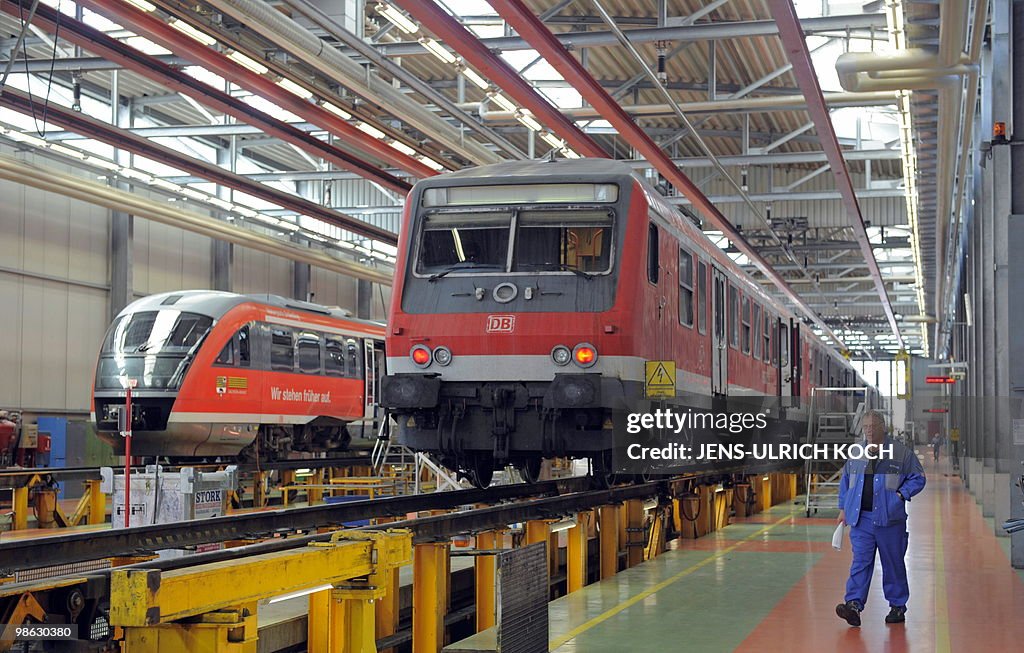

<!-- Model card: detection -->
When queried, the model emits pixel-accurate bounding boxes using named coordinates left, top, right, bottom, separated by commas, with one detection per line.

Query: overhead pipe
left=392, top=0, right=609, bottom=159
left=75, top=0, right=437, bottom=179
left=0, top=0, right=412, bottom=195
left=488, top=0, right=845, bottom=347
left=0, top=86, right=398, bottom=245
left=0, top=152, right=393, bottom=285
left=198, top=0, right=500, bottom=165
left=473, top=91, right=899, bottom=120
left=278, top=0, right=527, bottom=161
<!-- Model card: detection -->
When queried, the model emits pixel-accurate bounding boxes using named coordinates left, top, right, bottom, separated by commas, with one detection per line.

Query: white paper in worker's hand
left=832, top=523, right=846, bottom=551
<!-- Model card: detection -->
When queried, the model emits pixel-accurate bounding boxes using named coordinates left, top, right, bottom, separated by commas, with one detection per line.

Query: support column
left=598, top=504, right=618, bottom=579
left=211, top=136, right=235, bottom=292
left=357, top=278, right=372, bottom=320
left=375, top=568, right=400, bottom=648
left=109, top=71, right=133, bottom=320
left=474, top=531, right=496, bottom=632
left=567, top=513, right=588, bottom=593
left=413, top=542, right=449, bottom=653
left=624, top=499, right=644, bottom=568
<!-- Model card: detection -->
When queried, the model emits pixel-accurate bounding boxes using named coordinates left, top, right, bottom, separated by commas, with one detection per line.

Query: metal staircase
left=803, top=387, right=871, bottom=517
left=371, top=417, right=465, bottom=494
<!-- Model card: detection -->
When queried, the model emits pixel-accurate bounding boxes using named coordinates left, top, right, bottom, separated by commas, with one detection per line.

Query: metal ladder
left=803, top=387, right=870, bottom=517
left=371, top=417, right=464, bottom=494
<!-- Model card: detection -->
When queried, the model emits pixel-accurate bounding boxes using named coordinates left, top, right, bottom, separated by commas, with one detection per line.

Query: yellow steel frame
left=110, top=529, right=411, bottom=653
left=567, top=512, right=588, bottom=593
left=598, top=504, right=618, bottom=579
left=412, top=542, right=450, bottom=653
left=474, top=531, right=497, bottom=632
left=624, top=499, right=645, bottom=568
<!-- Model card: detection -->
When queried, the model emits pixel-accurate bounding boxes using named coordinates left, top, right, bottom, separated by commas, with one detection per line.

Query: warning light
left=924, top=408, right=949, bottom=414
left=994, top=121, right=1007, bottom=139
left=572, top=344, right=597, bottom=368
left=410, top=345, right=432, bottom=367
left=925, top=376, right=956, bottom=384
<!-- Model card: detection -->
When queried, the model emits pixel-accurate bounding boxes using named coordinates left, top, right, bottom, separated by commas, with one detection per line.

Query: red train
left=92, top=291, right=385, bottom=458
left=381, top=159, right=871, bottom=486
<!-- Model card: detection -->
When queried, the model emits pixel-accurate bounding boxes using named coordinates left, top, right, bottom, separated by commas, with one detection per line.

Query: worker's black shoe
left=836, top=601, right=862, bottom=627
left=885, top=606, right=907, bottom=624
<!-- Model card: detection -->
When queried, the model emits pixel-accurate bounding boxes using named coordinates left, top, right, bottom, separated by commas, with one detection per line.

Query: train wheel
left=517, top=458, right=543, bottom=484
left=465, top=454, right=494, bottom=489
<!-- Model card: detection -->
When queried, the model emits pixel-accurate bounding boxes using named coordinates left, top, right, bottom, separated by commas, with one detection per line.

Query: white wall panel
left=232, top=247, right=293, bottom=297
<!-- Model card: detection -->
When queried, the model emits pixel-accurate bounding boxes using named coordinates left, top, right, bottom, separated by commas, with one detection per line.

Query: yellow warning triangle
left=647, top=362, right=673, bottom=386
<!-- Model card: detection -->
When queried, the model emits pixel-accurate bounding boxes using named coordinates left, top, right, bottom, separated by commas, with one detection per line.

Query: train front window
left=95, top=310, right=213, bottom=389
left=513, top=210, right=612, bottom=273
left=417, top=212, right=511, bottom=273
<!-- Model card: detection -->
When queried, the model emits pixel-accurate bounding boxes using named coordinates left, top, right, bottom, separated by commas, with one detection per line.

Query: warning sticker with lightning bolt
left=645, top=360, right=676, bottom=398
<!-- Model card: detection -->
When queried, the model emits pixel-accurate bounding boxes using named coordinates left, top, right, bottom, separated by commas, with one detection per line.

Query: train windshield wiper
left=427, top=262, right=500, bottom=282
left=520, top=262, right=595, bottom=280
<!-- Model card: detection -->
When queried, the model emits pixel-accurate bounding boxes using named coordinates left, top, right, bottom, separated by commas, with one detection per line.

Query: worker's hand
left=837, top=509, right=846, bottom=526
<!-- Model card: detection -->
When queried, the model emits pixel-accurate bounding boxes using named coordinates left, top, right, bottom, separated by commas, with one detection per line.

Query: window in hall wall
left=678, top=248, right=694, bottom=327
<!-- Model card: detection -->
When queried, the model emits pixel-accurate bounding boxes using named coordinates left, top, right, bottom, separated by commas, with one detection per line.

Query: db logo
left=486, top=315, right=516, bottom=333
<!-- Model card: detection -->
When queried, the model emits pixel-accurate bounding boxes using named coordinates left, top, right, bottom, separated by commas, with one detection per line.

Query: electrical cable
left=18, top=0, right=63, bottom=136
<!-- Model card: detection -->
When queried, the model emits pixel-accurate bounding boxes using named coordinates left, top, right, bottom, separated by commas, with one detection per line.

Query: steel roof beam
left=375, top=14, right=887, bottom=56
left=0, top=86, right=397, bottom=245
left=767, top=0, right=902, bottom=349
left=488, top=0, right=844, bottom=347
left=392, top=0, right=607, bottom=158
left=1, top=0, right=414, bottom=194
left=75, top=0, right=436, bottom=180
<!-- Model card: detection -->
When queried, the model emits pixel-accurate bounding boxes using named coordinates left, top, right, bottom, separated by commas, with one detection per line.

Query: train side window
left=678, top=248, right=694, bottom=327
left=296, top=331, right=321, bottom=374
left=215, top=325, right=250, bottom=367
left=752, top=303, right=762, bottom=359
left=697, top=261, right=708, bottom=335
left=270, top=327, right=294, bottom=372
left=762, top=313, right=771, bottom=363
left=325, top=335, right=346, bottom=377
left=647, top=223, right=660, bottom=284
left=728, top=284, right=739, bottom=348
left=741, top=297, right=751, bottom=355
left=347, top=338, right=364, bottom=378
left=779, top=323, right=789, bottom=368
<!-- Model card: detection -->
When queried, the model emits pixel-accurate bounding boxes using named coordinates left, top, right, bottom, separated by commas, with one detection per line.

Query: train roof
left=114, top=290, right=384, bottom=328
left=416, top=158, right=636, bottom=186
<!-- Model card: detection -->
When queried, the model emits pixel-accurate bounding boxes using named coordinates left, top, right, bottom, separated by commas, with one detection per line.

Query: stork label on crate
left=269, top=386, right=332, bottom=403
left=486, top=315, right=516, bottom=333
left=194, top=489, right=223, bottom=519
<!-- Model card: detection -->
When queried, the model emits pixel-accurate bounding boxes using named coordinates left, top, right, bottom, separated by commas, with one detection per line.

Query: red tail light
left=411, top=345, right=432, bottom=367
left=573, top=344, right=597, bottom=367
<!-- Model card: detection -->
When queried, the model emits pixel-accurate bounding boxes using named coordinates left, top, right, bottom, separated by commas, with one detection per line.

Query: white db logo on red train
left=486, top=315, right=516, bottom=333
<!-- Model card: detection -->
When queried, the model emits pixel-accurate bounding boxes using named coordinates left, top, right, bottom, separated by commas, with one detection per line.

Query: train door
left=778, top=318, right=790, bottom=401
left=711, top=266, right=728, bottom=395
left=364, top=339, right=385, bottom=420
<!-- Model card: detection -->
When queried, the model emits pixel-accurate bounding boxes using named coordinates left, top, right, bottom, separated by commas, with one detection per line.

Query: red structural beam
left=766, top=0, right=902, bottom=348
left=0, top=86, right=398, bottom=245
left=489, top=0, right=843, bottom=345
left=0, top=0, right=412, bottom=195
left=77, top=0, right=438, bottom=179
left=392, top=0, right=608, bottom=159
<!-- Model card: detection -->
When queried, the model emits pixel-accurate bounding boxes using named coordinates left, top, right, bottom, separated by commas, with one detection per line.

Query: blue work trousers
left=844, top=517, right=910, bottom=609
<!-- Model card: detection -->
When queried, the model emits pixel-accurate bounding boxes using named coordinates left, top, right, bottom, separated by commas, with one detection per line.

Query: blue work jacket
left=837, top=437, right=926, bottom=527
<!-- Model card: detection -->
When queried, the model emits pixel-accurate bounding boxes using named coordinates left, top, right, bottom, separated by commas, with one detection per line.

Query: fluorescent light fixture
left=276, top=77, right=314, bottom=99
left=118, top=168, right=153, bottom=182
left=181, top=187, right=209, bottom=201
left=515, top=112, right=543, bottom=132
left=85, top=156, right=121, bottom=171
left=461, top=67, right=489, bottom=91
left=321, top=102, right=352, bottom=120
left=550, top=517, right=578, bottom=533
left=488, top=93, right=517, bottom=113
left=356, top=122, right=387, bottom=139
left=237, top=207, right=260, bottom=218
left=47, top=143, right=87, bottom=159
left=418, top=156, right=446, bottom=171
left=169, top=19, right=218, bottom=46
left=149, top=178, right=183, bottom=192
left=209, top=197, right=234, bottom=210
left=390, top=140, right=418, bottom=156
left=229, top=51, right=269, bottom=75
left=419, top=37, right=456, bottom=64
left=540, top=132, right=563, bottom=149
left=4, top=130, right=47, bottom=147
left=268, top=584, right=333, bottom=604
left=375, top=3, right=418, bottom=34
left=125, top=0, right=156, bottom=11
left=562, top=148, right=581, bottom=159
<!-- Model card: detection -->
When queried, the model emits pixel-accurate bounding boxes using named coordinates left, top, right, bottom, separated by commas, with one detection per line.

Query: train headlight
left=572, top=343, right=598, bottom=368
left=410, top=345, right=432, bottom=368
left=551, top=345, right=572, bottom=366
left=433, top=346, right=452, bottom=366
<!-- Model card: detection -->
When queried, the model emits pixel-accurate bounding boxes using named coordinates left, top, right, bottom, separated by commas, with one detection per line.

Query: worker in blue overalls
left=835, top=410, right=926, bottom=626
